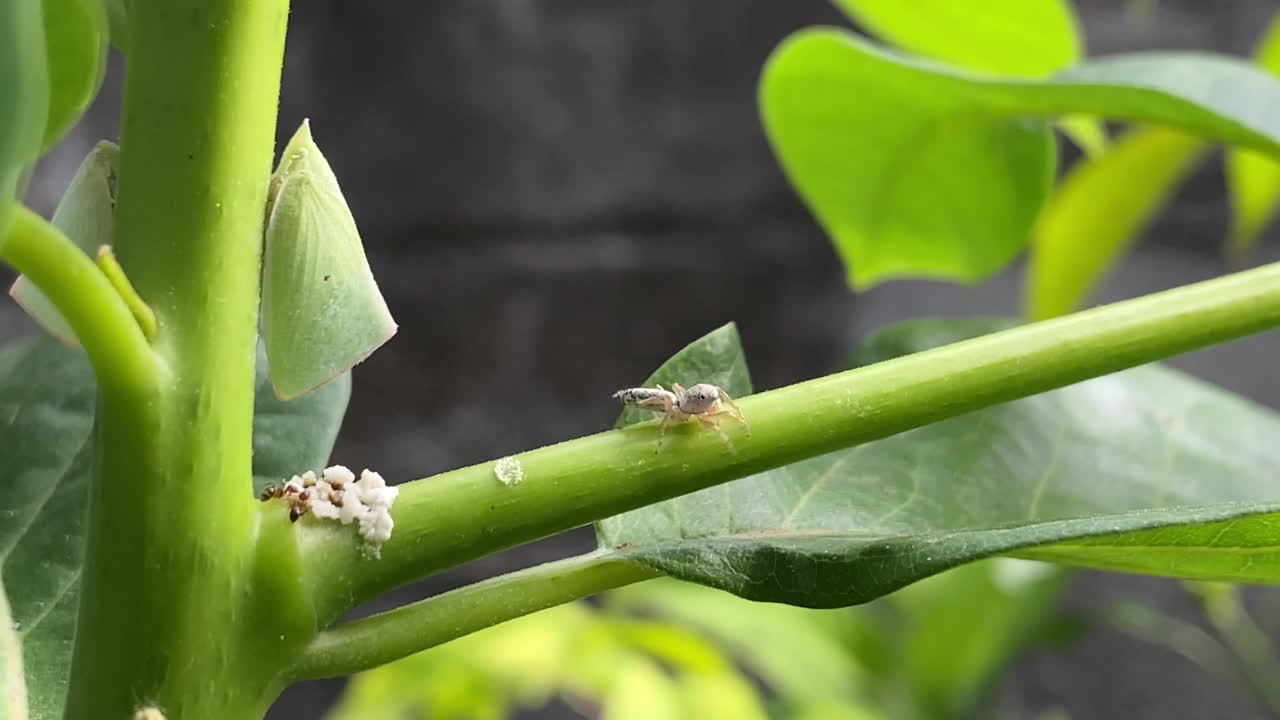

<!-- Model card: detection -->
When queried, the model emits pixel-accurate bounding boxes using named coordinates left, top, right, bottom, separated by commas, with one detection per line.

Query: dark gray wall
left=10, top=1, right=1280, bottom=718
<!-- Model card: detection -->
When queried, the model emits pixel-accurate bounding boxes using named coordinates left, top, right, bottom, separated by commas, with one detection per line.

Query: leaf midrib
left=614, top=502, right=1280, bottom=546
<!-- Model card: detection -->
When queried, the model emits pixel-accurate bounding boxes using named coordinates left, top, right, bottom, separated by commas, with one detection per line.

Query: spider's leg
left=655, top=411, right=675, bottom=454
left=698, top=414, right=737, bottom=454
left=717, top=389, right=750, bottom=433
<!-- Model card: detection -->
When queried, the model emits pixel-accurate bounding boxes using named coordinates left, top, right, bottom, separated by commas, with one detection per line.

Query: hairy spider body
left=612, top=382, right=748, bottom=452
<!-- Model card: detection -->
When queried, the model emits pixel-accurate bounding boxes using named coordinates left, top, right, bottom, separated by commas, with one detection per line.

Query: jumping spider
left=613, top=382, right=749, bottom=452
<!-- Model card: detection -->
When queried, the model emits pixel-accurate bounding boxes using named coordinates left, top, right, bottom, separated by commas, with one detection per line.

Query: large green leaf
left=0, top=0, right=49, bottom=238
left=40, top=0, right=107, bottom=150
left=761, top=29, right=1280, bottom=288
left=0, top=339, right=95, bottom=720
left=831, top=0, right=1081, bottom=78
left=831, top=0, right=1105, bottom=159
left=1026, top=126, right=1206, bottom=319
left=598, top=320, right=1280, bottom=608
left=1227, top=14, right=1280, bottom=257
left=0, top=337, right=350, bottom=719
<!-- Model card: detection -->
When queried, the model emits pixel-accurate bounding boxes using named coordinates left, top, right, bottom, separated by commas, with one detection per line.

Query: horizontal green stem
left=304, top=260, right=1280, bottom=623
left=0, top=205, right=159, bottom=391
left=294, top=553, right=657, bottom=679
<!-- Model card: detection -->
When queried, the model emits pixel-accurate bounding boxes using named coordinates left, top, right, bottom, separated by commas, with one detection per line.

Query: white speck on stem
left=494, top=456, right=524, bottom=486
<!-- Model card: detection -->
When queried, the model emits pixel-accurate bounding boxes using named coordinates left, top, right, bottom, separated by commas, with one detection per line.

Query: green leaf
left=760, top=29, right=1280, bottom=288
left=1227, top=14, right=1280, bottom=257
left=0, top=0, right=49, bottom=238
left=40, top=0, right=107, bottom=150
left=599, top=319, right=1280, bottom=609
left=0, top=336, right=350, bottom=718
left=263, top=120, right=397, bottom=401
left=9, top=141, right=118, bottom=344
left=0, top=338, right=95, bottom=720
left=1027, top=126, right=1205, bottom=319
left=251, top=340, right=351, bottom=494
left=831, top=0, right=1081, bottom=77
left=0, top=584, right=28, bottom=720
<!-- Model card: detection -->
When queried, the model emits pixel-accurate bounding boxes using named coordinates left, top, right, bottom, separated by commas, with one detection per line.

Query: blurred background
left=10, top=0, right=1280, bottom=717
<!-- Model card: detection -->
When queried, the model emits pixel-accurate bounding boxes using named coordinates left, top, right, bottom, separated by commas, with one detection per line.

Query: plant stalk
left=295, top=554, right=658, bottom=679
left=304, top=260, right=1280, bottom=623
left=63, top=0, right=291, bottom=717
left=0, top=206, right=158, bottom=391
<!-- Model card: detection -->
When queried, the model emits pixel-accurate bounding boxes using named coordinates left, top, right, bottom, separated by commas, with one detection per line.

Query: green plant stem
left=303, top=259, right=1280, bottom=623
left=1107, top=602, right=1241, bottom=691
left=62, top=0, right=291, bottom=717
left=294, top=553, right=658, bottom=679
left=1196, top=586, right=1280, bottom=715
left=0, top=205, right=157, bottom=391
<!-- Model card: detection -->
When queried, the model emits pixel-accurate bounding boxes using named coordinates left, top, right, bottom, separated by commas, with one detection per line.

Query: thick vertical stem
left=63, top=0, right=292, bottom=717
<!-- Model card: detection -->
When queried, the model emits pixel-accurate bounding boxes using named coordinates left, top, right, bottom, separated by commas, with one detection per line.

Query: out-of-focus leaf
left=9, top=141, right=118, bottom=344
left=262, top=120, right=396, bottom=400
left=0, top=586, right=28, bottom=720
left=331, top=596, right=773, bottom=720
left=40, top=0, right=107, bottom=149
left=609, top=579, right=863, bottom=701
left=1227, top=15, right=1280, bottom=257
left=603, top=659, right=681, bottom=720
left=831, top=0, right=1081, bottom=77
left=0, top=0, right=48, bottom=238
left=599, top=319, right=1280, bottom=609
left=888, top=560, right=1067, bottom=719
left=780, top=700, right=886, bottom=720
left=1108, top=601, right=1241, bottom=692
left=677, top=673, right=769, bottom=720
left=328, top=604, right=591, bottom=720
left=102, top=0, right=127, bottom=51
left=761, top=29, right=1280, bottom=288
left=0, top=336, right=350, bottom=719
left=830, top=1, right=1109, bottom=163
left=1026, top=126, right=1205, bottom=319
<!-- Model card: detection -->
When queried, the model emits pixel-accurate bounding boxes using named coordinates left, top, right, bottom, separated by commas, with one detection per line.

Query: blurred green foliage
left=330, top=560, right=1067, bottom=720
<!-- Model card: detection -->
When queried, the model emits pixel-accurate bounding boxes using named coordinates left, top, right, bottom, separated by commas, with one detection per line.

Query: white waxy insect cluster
left=493, top=456, right=524, bottom=486
left=274, top=465, right=399, bottom=555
